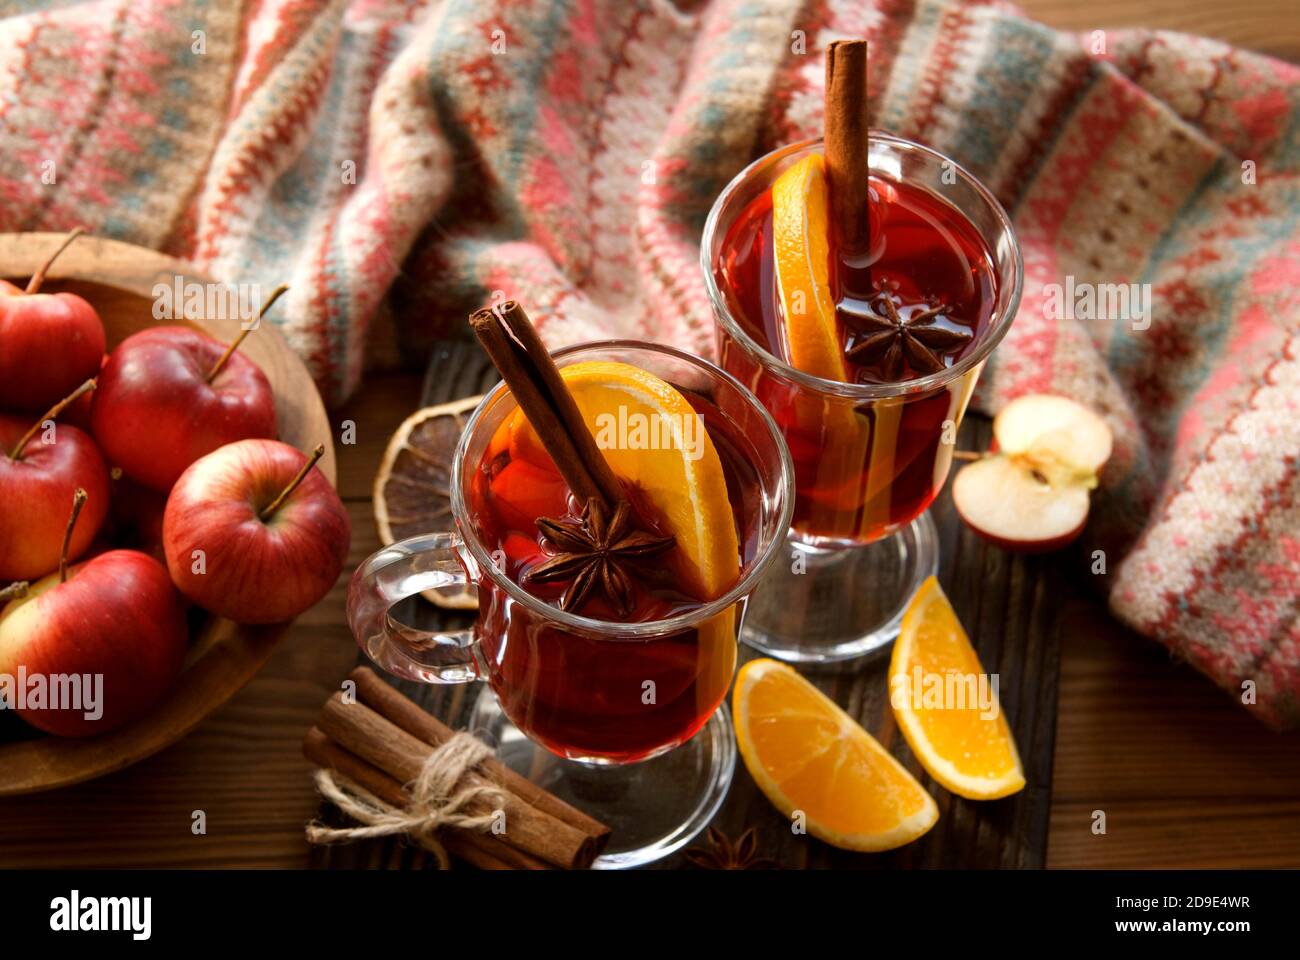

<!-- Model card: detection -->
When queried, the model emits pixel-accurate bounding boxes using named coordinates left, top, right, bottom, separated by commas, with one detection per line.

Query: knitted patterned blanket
left=1, top=0, right=1296, bottom=728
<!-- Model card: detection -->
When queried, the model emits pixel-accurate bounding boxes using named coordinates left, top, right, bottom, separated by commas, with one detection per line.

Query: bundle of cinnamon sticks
left=305, top=666, right=610, bottom=869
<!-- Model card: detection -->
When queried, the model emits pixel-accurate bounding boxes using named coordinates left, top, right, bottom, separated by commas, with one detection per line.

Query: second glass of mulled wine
left=702, top=132, right=1023, bottom=662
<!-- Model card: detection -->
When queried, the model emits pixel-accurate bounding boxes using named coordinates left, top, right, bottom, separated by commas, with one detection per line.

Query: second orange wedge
left=889, top=577, right=1025, bottom=800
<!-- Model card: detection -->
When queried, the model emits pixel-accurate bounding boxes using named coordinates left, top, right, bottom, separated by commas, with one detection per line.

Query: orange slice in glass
left=889, top=577, right=1026, bottom=800
left=773, top=153, right=847, bottom=382
left=508, top=360, right=739, bottom=602
left=772, top=154, right=870, bottom=535
left=733, top=658, right=939, bottom=851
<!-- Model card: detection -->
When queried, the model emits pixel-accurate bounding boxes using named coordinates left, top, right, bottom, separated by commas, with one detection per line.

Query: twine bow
left=306, top=732, right=509, bottom=869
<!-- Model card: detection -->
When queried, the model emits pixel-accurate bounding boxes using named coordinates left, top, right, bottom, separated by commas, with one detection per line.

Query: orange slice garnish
left=733, top=658, right=939, bottom=851
left=508, top=360, right=739, bottom=603
left=773, top=153, right=847, bottom=382
left=772, top=154, right=872, bottom=536
left=889, top=577, right=1025, bottom=800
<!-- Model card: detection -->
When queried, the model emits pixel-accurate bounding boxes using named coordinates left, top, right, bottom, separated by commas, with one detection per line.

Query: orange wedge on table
left=508, top=360, right=740, bottom=603
left=733, top=658, right=939, bottom=851
left=889, top=577, right=1025, bottom=800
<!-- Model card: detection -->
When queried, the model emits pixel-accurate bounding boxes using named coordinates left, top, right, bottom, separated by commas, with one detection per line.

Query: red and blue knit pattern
left=1, top=0, right=1296, bottom=727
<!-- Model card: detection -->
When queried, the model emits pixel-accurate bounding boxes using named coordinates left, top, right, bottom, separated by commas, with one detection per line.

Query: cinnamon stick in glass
left=469, top=300, right=623, bottom=510
left=824, top=39, right=871, bottom=256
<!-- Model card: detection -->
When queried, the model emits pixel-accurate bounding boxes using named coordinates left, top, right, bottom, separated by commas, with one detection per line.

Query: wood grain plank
left=1048, top=801, right=1300, bottom=868
left=1018, top=0, right=1300, bottom=61
left=1052, top=599, right=1300, bottom=813
left=334, top=372, right=426, bottom=501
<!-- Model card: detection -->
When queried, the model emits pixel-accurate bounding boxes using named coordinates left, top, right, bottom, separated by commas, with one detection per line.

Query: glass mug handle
left=346, top=533, right=483, bottom=684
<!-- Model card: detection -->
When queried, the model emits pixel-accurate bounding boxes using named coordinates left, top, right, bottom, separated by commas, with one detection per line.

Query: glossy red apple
left=953, top=394, right=1113, bottom=553
left=0, top=490, right=187, bottom=737
left=164, top=439, right=350, bottom=624
left=90, top=323, right=278, bottom=492
left=0, top=381, right=109, bottom=581
left=0, top=229, right=106, bottom=413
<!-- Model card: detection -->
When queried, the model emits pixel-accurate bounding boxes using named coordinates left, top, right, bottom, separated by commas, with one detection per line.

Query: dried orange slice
left=773, top=153, right=847, bottom=382
left=889, top=577, right=1025, bottom=800
left=507, top=360, right=739, bottom=602
left=733, top=658, right=939, bottom=851
left=373, top=395, right=483, bottom=610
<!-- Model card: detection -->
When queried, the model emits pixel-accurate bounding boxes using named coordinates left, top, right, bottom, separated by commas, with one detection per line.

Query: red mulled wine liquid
left=468, top=395, right=759, bottom=762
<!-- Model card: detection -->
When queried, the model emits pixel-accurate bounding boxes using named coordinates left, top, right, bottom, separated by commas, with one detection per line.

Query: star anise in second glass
left=523, top=497, right=675, bottom=616
left=845, top=292, right=972, bottom=380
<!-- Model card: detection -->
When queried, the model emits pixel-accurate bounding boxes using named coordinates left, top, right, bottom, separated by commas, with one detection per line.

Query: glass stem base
left=740, top=511, right=939, bottom=665
left=468, top=693, right=735, bottom=869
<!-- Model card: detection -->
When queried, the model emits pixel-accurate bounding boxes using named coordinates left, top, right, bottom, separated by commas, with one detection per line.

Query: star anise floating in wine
left=682, top=826, right=780, bottom=870
left=523, top=497, right=675, bottom=616
left=845, top=291, right=972, bottom=379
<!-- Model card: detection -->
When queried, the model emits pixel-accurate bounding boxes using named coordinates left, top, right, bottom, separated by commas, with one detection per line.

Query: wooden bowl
left=0, top=233, right=336, bottom=795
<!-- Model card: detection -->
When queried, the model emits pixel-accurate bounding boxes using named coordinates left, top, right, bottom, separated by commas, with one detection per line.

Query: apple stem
left=207, top=283, right=289, bottom=384
left=59, top=488, right=88, bottom=584
left=8, top=378, right=97, bottom=461
left=951, top=450, right=988, bottom=462
left=260, top=444, right=325, bottom=521
left=25, top=227, right=86, bottom=296
left=0, top=581, right=29, bottom=603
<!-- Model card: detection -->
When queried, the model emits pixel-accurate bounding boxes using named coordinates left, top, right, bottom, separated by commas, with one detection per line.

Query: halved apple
left=993, top=393, right=1112, bottom=479
left=953, top=394, right=1113, bottom=553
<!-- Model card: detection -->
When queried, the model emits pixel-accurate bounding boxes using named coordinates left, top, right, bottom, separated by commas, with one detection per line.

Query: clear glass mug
left=347, top=341, right=794, bottom=868
left=701, top=133, right=1023, bottom=663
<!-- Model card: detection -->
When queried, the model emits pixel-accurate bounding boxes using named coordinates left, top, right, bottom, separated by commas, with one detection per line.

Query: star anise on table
left=682, top=827, right=780, bottom=870
left=845, top=292, right=972, bottom=379
left=523, top=497, right=675, bottom=616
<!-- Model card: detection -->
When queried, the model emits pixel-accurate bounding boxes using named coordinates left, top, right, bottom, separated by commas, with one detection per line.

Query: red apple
left=0, top=491, right=187, bottom=736
left=163, top=439, right=350, bottom=624
left=91, top=326, right=277, bottom=492
left=953, top=394, right=1113, bottom=553
left=953, top=455, right=1093, bottom=553
left=0, top=229, right=106, bottom=413
left=0, top=383, right=109, bottom=581
left=0, top=551, right=187, bottom=736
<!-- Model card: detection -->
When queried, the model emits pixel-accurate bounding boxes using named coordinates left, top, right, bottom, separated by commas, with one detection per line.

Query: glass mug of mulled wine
left=703, top=132, right=1023, bottom=662
left=348, top=341, right=794, bottom=868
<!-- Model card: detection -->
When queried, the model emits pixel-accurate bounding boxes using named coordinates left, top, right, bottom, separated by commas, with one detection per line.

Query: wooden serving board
left=0, top=233, right=336, bottom=795
left=313, top=340, right=1065, bottom=869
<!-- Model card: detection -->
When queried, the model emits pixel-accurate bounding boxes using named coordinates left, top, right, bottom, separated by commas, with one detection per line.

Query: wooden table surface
left=2, top=0, right=1298, bottom=869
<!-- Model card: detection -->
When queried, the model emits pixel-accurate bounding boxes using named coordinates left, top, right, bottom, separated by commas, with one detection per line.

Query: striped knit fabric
left=1, top=0, right=1296, bottom=727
